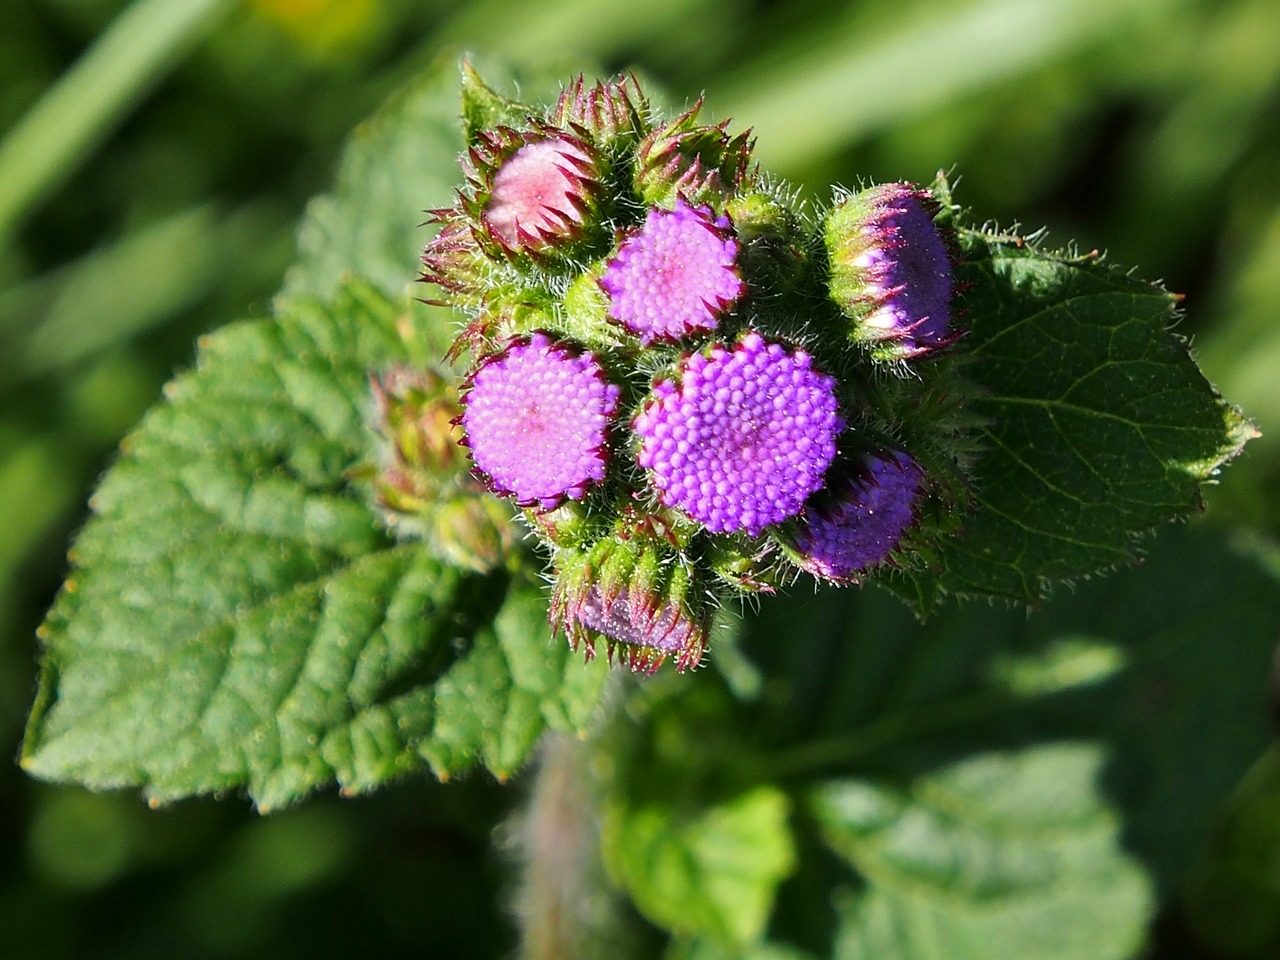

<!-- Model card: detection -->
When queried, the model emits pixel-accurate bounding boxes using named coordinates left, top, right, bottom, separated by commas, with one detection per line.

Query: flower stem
left=506, top=727, right=631, bottom=960
left=765, top=691, right=1019, bottom=781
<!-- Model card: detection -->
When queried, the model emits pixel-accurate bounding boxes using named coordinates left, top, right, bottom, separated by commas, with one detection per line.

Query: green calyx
left=549, top=514, right=712, bottom=672
left=634, top=98, right=755, bottom=209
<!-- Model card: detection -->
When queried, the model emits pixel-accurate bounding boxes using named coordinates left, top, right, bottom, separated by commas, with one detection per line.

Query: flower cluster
left=402, top=69, right=971, bottom=671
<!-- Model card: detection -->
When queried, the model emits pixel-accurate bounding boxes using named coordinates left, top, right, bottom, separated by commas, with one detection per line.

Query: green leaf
left=813, top=744, right=1152, bottom=960
left=22, top=281, right=606, bottom=810
left=895, top=220, right=1256, bottom=608
left=460, top=58, right=532, bottom=145
left=666, top=936, right=817, bottom=960
left=603, top=786, right=797, bottom=947
left=741, top=522, right=1280, bottom=956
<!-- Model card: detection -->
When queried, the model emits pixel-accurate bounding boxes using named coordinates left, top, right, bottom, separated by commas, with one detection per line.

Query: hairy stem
left=505, top=729, right=629, bottom=960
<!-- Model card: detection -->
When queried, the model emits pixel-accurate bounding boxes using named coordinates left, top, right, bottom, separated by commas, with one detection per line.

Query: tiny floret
left=634, top=332, right=841, bottom=535
left=600, top=200, right=743, bottom=344
left=461, top=334, right=619, bottom=509
left=483, top=137, right=594, bottom=251
left=792, top=452, right=922, bottom=581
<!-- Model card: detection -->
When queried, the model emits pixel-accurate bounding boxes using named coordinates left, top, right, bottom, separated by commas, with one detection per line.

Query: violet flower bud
left=790, top=452, right=923, bottom=582
left=825, top=182, right=953, bottom=359
left=550, top=528, right=710, bottom=673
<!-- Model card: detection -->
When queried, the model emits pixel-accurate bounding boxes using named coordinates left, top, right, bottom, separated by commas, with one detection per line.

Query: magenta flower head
left=789, top=451, right=922, bottom=582
left=634, top=332, right=841, bottom=536
left=476, top=132, right=600, bottom=254
left=459, top=333, right=620, bottom=510
left=550, top=528, right=710, bottom=673
left=600, top=199, right=744, bottom=344
left=824, top=183, right=953, bottom=359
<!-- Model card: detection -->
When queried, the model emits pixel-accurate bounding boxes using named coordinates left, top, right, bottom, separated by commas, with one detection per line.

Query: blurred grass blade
left=721, top=0, right=1171, bottom=172
left=434, top=0, right=722, bottom=59
left=0, top=0, right=235, bottom=247
left=0, top=433, right=76, bottom=587
left=0, top=201, right=288, bottom=384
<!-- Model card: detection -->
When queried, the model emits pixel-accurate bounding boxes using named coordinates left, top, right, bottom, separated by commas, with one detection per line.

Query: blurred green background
left=1, top=0, right=1278, bottom=956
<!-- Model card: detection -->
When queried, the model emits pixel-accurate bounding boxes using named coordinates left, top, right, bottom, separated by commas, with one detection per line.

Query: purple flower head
left=792, top=451, right=922, bottom=582
left=600, top=200, right=743, bottom=344
left=826, top=183, right=952, bottom=355
left=634, top=332, right=841, bottom=536
left=460, top=333, right=620, bottom=510
left=481, top=136, right=596, bottom=252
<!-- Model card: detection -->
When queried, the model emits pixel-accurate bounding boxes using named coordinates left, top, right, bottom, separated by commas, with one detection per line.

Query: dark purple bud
left=790, top=452, right=922, bottom=582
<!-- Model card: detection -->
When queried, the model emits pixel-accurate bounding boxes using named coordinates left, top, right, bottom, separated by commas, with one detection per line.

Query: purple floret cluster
left=460, top=333, right=619, bottom=509
left=791, top=453, right=923, bottom=581
left=601, top=200, right=743, bottom=343
left=410, top=72, right=966, bottom=670
left=635, top=333, right=839, bottom=536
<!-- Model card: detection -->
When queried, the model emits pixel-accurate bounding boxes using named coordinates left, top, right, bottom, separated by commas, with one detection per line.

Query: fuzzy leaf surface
left=736, top=523, right=1280, bottom=957
left=604, top=786, right=796, bottom=947
left=22, top=283, right=606, bottom=810
left=814, top=744, right=1151, bottom=960
left=893, top=223, right=1255, bottom=608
